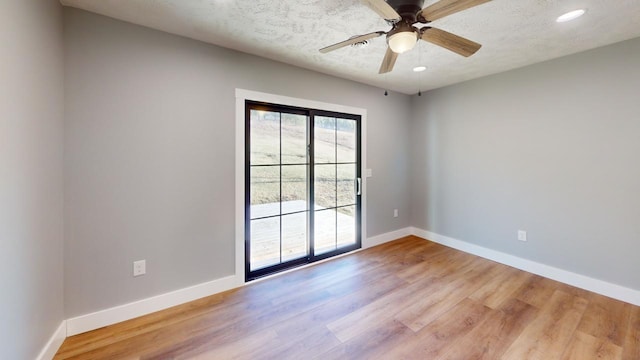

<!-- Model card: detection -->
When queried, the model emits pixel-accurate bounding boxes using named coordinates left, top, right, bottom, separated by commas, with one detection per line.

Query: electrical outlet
left=394, top=209, right=398, bottom=218
left=133, top=260, right=146, bottom=277
left=517, top=230, right=527, bottom=242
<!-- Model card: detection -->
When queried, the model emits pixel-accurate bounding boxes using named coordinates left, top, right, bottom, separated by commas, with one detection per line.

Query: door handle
left=356, top=177, right=362, bottom=196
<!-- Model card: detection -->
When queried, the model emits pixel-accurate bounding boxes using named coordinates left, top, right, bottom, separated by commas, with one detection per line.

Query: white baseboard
left=57, top=225, right=640, bottom=340
left=65, top=227, right=413, bottom=337
left=36, top=321, right=66, bottom=360
left=365, top=227, right=412, bottom=248
left=66, top=274, right=241, bottom=336
left=411, top=227, right=640, bottom=306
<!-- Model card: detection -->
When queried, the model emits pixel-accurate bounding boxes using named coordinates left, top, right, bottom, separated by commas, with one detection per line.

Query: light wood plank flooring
left=55, top=236, right=640, bottom=359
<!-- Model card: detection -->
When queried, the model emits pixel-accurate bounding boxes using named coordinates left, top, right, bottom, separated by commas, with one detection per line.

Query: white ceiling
left=60, top=0, right=640, bottom=94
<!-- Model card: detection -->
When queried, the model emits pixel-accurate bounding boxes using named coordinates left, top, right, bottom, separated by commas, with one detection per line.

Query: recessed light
left=556, top=9, right=586, bottom=23
left=413, top=66, right=426, bottom=72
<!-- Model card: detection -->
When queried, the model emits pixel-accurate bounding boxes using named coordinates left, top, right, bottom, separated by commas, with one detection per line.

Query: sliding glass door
left=245, top=102, right=361, bottom=280
left=313, top=113, right=359, bottom=258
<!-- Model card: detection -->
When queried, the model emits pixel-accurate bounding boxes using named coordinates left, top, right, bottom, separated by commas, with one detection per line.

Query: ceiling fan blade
left=379, top=47, right=398, bottom=74
left=419, top=0, right=491, bottom=22
left=360, top=0, right=401, bottom=21
left=320, top=31, right=386, bottom=53
left=420, top=27, right=481, bottom=57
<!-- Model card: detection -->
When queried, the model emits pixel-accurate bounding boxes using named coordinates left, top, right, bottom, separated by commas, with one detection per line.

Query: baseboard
left=66, top=274, right=241, bottom=336
left=364, top=227, right=413, bottom=248
left=411, top=227, right=640, bottom=306
left=36, top=321, right=66, bottom=360
left=65, top=227, right=413, bottom=337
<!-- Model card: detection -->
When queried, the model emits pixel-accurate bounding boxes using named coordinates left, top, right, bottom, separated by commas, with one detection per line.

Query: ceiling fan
left=320, top=0, right=491, bottom=74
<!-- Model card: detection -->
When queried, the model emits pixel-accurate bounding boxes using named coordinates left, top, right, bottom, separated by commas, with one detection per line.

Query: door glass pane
left=336, top=118, right=356, bottom=163
left=314, top=164, right=336, bottom=210
left=314, top=209, right=336, bottom=255
left=281, top=113, right=307, bottom=164
left=250, top=166, right=280, bottom=219
left=282, top=165, right=307, bottom=214
left=337, top=206, right=356, bottom=248
left=250, top=217, right=280, bottom=270
left=337, top=164, right=356, bottom=207
left=314, top=116, right=336, bottom=163
left=282, top=213, right=308, bottom=262
left=250, top=110, right=280, bottom=165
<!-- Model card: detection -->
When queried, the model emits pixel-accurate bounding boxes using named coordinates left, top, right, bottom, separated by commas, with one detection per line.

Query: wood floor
left=55, top=236, right=640, bottom=360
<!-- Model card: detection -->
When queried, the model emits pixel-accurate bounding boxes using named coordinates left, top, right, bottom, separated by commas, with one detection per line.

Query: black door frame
left=245, top=100, right=362, bottom=281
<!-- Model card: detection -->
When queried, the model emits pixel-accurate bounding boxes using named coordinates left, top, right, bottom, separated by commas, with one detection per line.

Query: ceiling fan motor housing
left=387, top=21, right=418, bottom=39
left=387, top=0, right=426, bottom=22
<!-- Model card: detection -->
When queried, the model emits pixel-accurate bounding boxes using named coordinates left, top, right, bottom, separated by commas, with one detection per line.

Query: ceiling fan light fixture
left=556, top=9, right=586, bottom=23
left=388, top=31, right=418, bottom=54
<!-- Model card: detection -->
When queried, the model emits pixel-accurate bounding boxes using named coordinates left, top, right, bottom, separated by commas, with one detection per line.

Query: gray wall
left=64, top=9, right=412, bottom=317
left=0, top=1, right=65, bottom=359
left=3, top=2, right=637, bottom=353
left=410, top=37, right=640, bottom=290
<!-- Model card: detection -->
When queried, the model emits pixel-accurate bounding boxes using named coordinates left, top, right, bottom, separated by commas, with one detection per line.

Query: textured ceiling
left=60, top=0, right=640, bottom=94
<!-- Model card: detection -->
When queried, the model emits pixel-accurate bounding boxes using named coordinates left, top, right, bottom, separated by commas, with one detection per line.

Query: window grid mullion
left=334, top=119, right=338, bottom=250
left=278, top=112, right=283, bottom=265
